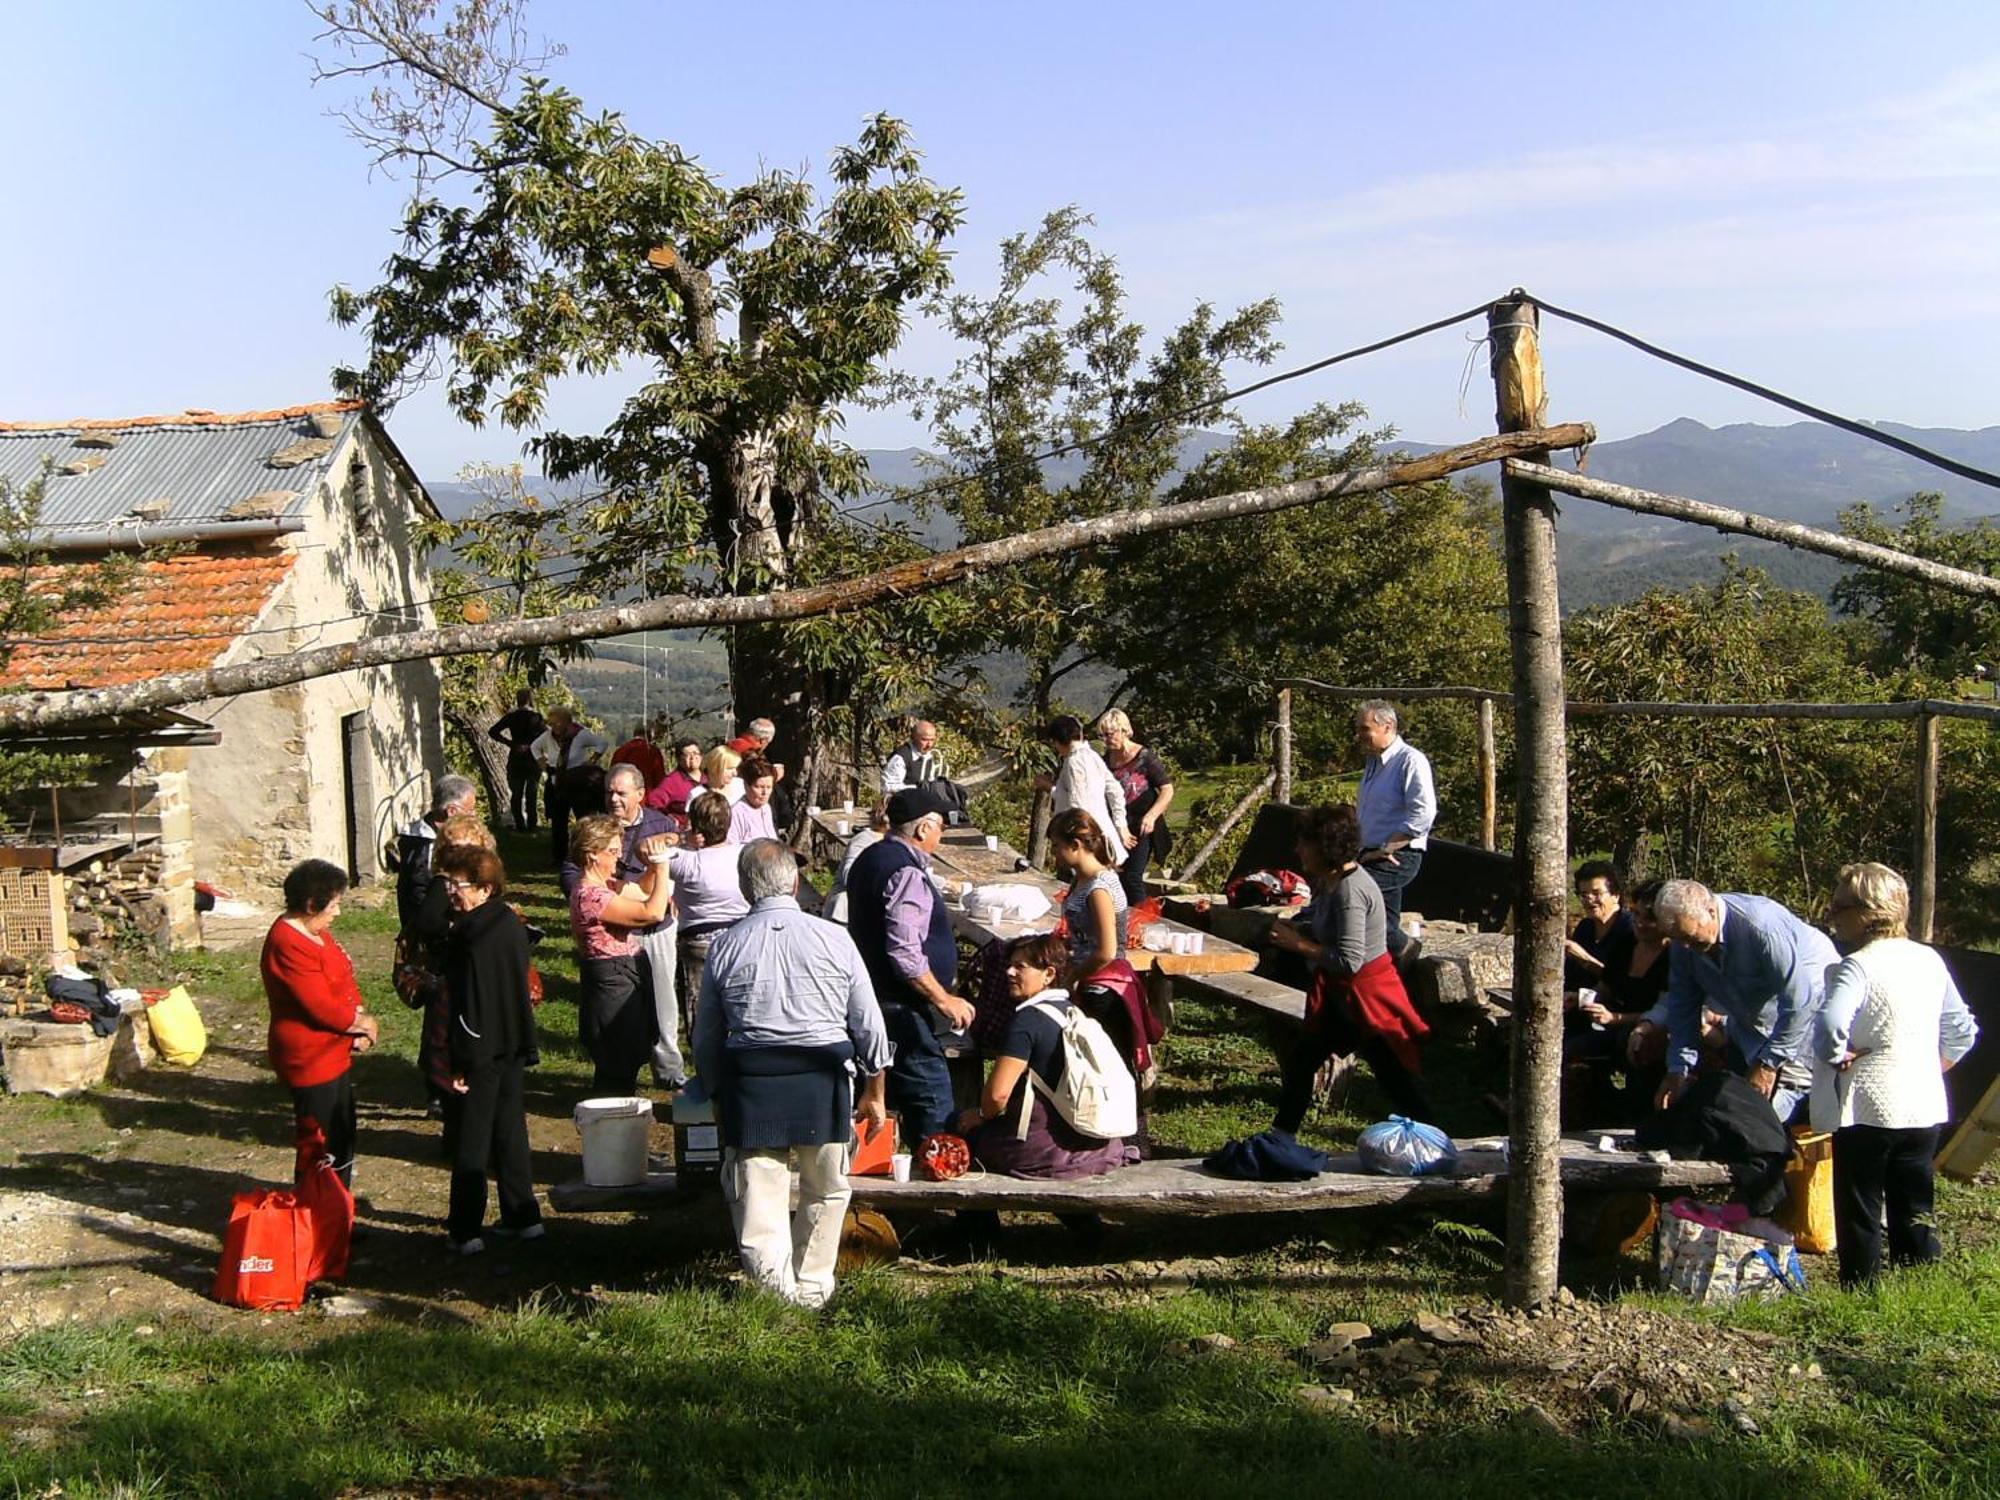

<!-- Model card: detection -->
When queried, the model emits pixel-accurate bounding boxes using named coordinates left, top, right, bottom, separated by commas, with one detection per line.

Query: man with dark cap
left=843, top=784, right=973, bottom=1142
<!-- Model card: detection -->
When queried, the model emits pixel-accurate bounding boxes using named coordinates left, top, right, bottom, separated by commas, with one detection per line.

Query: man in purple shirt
left=844, top=785, right=974, bottom=1141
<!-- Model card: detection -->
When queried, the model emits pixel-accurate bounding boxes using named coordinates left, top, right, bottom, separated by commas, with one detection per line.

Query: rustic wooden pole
left=1477, top=695, right=1498, bottom=851
left=1177, top=770, right=1277, bottom=884
left=0, top=427, right=1591, bottom=734
left=1914, top=710, right=1940, bottom=941
left=1491, top=293, right=1569, bottom=1309
left=1274, top=689, right=1294, bottom=805
left=1507, top=461, right=2000, bottom=603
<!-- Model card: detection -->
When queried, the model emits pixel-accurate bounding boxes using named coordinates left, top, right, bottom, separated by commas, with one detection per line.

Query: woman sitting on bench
left=958, top=931, right=1139, bottom=1179
left=1266, top=803, right=1433, bottom=1130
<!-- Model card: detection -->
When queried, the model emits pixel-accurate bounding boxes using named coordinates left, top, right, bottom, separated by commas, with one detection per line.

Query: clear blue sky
left=6, top=1, right=1999, bottom=479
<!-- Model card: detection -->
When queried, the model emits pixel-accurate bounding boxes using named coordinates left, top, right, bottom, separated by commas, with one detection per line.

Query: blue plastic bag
left=1356, top=1116, right=1459, bottom=1177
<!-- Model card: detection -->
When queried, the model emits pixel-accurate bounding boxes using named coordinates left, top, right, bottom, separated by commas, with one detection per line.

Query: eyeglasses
left=1826, top=897, right=1862, bottom=915
left=442, top=878, right=476, bottom=892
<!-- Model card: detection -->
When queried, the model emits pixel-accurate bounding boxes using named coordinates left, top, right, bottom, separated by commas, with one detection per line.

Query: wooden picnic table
left=809, top=809, right=1259, bottom=978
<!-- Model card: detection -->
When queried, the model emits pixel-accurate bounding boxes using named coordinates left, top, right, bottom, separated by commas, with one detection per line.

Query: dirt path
left=1, top=923, right=739, bottom=1338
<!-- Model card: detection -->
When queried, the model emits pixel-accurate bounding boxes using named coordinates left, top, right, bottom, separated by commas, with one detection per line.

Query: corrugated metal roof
left=0, top=405, right=361, bottom=540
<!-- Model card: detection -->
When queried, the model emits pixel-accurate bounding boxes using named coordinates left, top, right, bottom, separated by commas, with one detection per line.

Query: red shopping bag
left=213, top=1190, right=313, bottom=1309
left=293, top=1120, right=354, bottom=1282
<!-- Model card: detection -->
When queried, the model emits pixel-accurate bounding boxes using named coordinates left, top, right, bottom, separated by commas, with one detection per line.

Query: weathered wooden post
left=1275, top=688, right=1294, bottom=805
left=1913, top=709, right=1939, bottom=941
left=1477, top=695, right=1498, bottom=852
left=1490, top=293, right=1570, bottom=1309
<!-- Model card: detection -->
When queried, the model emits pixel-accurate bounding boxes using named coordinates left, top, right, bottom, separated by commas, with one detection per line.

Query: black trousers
left=290, top=1072, right=357, bottom=1188
left=1833, top=1122, right=1942, bottom=1288
left=448, top=1058, right=540, bottom=1242
left=507, top=756, right=539, bottom=831
left=1275, top=999, right=1431, bottom=1134
left=1118, top=832, right=1154, bottom=907
left=580, top=955, right=654, bottom=1095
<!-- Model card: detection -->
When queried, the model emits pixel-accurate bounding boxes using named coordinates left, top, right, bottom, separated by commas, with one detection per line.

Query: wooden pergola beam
left=1275, top=677, right=2000, bottom=725
left=1506, top=459, right=2000, bottom=603
left=0, top=425, right=1592, bottom=734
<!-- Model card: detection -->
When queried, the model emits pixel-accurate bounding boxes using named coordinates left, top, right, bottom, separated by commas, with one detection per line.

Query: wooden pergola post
left=1477, top=695, right=1498, bottom=852
left=1274, top=688, right=1294, bottom=804
left=1490, top=293, right=1570, bottom=1309
left=1914, top=710, right=1939, bottom=941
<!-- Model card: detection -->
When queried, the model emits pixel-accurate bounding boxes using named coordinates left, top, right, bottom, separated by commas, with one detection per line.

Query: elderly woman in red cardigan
left=262, top=858, right=379, bottom=1187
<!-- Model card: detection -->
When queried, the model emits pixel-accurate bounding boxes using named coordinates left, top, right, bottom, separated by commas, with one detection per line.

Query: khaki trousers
left=722, top=1143, right=851, bottom=1308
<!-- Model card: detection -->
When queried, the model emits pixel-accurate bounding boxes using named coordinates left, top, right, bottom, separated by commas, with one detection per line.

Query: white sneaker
left=493, top=1222, right=546, bottom=1241
left=449, top=1236, right=485, bottom=1256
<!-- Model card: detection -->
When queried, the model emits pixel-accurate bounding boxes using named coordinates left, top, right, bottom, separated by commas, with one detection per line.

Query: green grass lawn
left=5, top=830, right=1999, bottom=1497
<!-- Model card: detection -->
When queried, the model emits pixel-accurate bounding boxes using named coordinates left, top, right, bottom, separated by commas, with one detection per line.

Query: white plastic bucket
left=573, top=1096, right=654, bottom=1187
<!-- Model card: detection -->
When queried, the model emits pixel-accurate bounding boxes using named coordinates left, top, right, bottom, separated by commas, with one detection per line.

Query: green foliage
left=897, top=209, right=1285, bottom=722
left=1833, top=491, right=2000, bottom=675
left=1114, top=434, right=1509, bottom=842
left=1562, top=562, right=2000, bottom=939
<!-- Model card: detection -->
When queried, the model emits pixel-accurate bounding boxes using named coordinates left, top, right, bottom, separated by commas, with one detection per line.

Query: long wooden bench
left=550, top=1134, right=1731, bottom=1218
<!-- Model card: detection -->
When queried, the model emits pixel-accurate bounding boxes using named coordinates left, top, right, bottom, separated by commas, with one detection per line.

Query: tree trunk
left=1491, top=294, right=1570, bottom=1311
left=444, top=706, right=508, bottom=817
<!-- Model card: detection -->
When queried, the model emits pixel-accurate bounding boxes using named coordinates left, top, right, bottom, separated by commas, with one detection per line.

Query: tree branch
left=0, top=425, right=1590, bottom=731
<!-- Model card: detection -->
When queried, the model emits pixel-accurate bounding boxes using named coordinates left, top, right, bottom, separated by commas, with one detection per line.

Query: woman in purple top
left=1100, top=710, right=1174, bottom=906
left=568, top=814, right=673, bottom=1094
left=669, top=792, right=753, bottom=1034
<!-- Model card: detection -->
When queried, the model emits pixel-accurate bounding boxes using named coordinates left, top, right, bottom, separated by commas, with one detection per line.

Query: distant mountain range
left=427, top=418, right=2000, bottom=613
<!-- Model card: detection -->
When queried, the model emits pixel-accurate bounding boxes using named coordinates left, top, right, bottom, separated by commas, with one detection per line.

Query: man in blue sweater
left=1654, top=879, right=1838, bottom=1124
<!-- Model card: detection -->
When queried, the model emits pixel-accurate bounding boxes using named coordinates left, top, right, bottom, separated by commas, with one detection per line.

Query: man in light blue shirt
left=1654, top=879, right=1837, bottom=1124
left=1353, top=700, right=1436, bottom=959
left=696, top=840, right=890, bottom=1307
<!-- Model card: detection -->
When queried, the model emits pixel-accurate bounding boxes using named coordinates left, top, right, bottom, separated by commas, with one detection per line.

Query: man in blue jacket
left=844, top=784, right=975, bottom=1142
left=1653, top=879, right=1838, bottom=1124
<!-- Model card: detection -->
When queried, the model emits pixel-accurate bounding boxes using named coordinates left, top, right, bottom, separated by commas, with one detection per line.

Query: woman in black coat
left=436, top=844, right=543, bottom=1254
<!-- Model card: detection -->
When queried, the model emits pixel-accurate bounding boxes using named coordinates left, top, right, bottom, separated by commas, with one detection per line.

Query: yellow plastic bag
left=1775, top=1127, right=1837, bottom=1255
left=146, top=984, right=207, bottom=1067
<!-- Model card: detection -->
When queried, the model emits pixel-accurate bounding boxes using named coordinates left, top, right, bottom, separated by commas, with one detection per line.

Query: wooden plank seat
left=550, top=1134, right=1731, bottom=1217
left=1173, top=967, right=1306, bottom=1024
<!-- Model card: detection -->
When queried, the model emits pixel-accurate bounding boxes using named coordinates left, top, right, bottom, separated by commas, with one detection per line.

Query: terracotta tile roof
left=0, top=546, right=296, bottom=691
left=0, top=401, right=364, bottom=434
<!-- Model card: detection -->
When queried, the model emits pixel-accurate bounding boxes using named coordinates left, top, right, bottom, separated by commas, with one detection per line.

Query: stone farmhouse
left=0, top=402, right=445, bottom=949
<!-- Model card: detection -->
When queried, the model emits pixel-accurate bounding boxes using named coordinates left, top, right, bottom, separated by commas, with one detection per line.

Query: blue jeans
left=882, top=1003, right=955, bottom=1143
left=1363, top=849, right=1423, bottom=955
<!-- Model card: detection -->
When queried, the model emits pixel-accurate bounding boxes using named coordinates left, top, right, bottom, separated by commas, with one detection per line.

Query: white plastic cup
left=836, top=820, right=851, bottom=836
left=1190, top=933, right=1205, bottom=955
left=984, top=835, right=999, bottom=852
left=808, top=805, right=821, bottom=817
left=842, top=798, right=855, bottom=814
left=891, top=1154, right=913, bottom=1183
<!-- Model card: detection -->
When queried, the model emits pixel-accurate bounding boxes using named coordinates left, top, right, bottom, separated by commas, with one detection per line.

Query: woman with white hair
left=1814, top=861, right=1979, bottom=1288
left=1099, top=709, right=1175, bottom=906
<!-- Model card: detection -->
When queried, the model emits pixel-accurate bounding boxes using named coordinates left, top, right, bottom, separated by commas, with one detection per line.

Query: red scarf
left=1305, top=952, right=1429, bottom=1072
